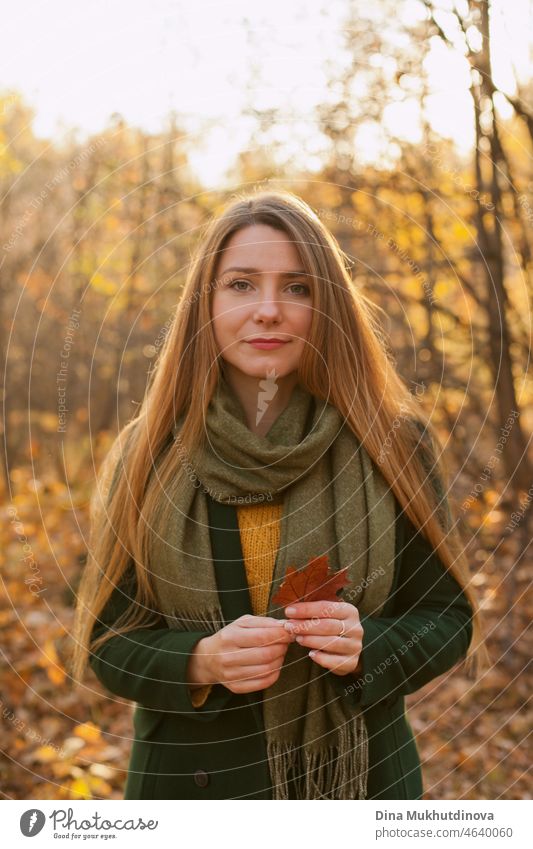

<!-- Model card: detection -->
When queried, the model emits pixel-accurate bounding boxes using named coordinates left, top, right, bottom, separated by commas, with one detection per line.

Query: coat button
left=193, top=769, right=209, bottom=788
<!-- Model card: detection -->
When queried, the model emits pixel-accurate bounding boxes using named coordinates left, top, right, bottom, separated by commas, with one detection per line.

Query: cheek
left=212, top=296, right=236, bottom=339
left=211, top=299, right=249, bottom=357
left=291, top=305, right=313, bottom=342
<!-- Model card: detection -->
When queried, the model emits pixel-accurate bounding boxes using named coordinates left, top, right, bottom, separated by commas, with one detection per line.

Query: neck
left=222, top=365, right=299, bottom=436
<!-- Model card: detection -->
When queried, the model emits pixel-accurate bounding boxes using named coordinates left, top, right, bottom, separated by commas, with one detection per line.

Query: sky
left=1, top=0, right=531, bottom=186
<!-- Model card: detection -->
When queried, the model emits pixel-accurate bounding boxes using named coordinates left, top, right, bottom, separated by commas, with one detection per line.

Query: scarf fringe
left=266, top=713, right=369, bottom=800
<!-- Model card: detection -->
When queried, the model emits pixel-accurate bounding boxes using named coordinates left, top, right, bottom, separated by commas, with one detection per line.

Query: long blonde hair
left=70, top=188, right=489, bottom=682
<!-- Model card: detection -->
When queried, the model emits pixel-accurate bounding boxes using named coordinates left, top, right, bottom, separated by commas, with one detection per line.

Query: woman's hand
left=194, top=614, right=295, bottom=694
left=282, top=600, right=363, bottom=676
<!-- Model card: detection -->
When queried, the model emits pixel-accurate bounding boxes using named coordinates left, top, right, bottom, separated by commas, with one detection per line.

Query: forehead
left=216, top=224, right=305, bottom=274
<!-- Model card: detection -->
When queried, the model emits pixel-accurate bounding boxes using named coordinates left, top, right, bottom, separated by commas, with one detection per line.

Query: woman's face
left=211, top=224, right=313, bottom=381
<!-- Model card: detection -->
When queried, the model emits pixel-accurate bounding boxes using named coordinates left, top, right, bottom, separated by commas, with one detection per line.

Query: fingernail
left=285, top=607, right=296, bottom=615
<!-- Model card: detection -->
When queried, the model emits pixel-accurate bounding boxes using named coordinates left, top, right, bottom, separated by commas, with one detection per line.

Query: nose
left=253, top=289, right=283, bottom=323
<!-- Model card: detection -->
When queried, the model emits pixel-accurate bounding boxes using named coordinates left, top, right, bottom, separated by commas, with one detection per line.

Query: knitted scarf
left=146, top=374, right=396, bottom=799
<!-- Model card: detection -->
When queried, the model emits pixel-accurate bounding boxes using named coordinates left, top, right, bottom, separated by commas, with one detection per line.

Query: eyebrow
left=219, top=266, right=308, bottom=276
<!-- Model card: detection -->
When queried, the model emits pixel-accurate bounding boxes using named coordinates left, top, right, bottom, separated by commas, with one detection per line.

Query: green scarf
left=147, top=375, right=396, bottom=799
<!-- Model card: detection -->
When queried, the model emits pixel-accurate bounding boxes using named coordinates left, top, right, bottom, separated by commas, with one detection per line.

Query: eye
left=288, top=283, right=311, bottom=296
left=228, top=278, right=251, bottom=291
left=226, top=278, right=311, bottom=295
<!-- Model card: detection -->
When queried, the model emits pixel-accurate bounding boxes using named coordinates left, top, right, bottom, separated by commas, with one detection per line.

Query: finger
left=225, top=651, right=288, bottom=671
left=284, top=617, right=358, bottom=637
left=224, top=645, right=289, bottom=665
left=224, top=663, right=284, bottom=684
left=307, top=649, right=357, bottom=674
left=284, top=600, right=354, bottom=620
left=293, top=634, right=356, bottom=653
left=229, top=672, right=280, bottom=693
left=234, top=626, right=293, bottom=648
left=239, top=614, right=288, bottom=627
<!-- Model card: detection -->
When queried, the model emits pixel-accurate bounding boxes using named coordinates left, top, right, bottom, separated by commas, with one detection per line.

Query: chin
left=242, top=363, right=284, bottom=378
left=234, top=356, right=292, bottom=379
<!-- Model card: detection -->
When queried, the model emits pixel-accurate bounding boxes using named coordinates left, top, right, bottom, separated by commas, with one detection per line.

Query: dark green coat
left=89, top=494, right=473, bottom=800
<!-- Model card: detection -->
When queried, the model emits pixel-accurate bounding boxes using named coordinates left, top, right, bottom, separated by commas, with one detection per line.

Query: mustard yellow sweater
left=188, top=501, right=284, bottom=707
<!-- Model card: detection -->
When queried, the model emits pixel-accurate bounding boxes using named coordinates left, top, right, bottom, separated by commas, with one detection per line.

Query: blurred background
left=0, top=0, right=531, bottom=799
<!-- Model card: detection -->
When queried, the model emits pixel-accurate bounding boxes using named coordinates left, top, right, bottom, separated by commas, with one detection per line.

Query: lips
left=247, top=337, right=288, bottom=343
left=246, top=338, right=290, bottom=349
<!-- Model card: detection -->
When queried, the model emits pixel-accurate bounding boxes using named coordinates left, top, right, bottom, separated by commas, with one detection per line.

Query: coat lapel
left=206, top=495, right=253, bottom=622
left=206, top=494, right=266, bottom=734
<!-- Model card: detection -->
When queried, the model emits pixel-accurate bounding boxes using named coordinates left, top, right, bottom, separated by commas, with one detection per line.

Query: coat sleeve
left=88, top=563, right=234, bottom=719
left=329, top=432, right=473, bottom=710
left=334, top=512, right=473, bottom=709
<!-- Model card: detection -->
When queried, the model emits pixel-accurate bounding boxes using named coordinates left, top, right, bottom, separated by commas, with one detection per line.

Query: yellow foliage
left=33, top=745, right=59, bottom=763
left=69, top=778, right=91, bottom=800
left=40, top=639, right=66, bottom=685
left=68, top=774, right=111, bottom=800
left=90, top=273, right=118, bottom=296
left=74, top=721, right=101, bottom=743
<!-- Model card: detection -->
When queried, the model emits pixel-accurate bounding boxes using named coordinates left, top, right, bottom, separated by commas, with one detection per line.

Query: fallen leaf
left=73, top=722, right=101, bottom=743
left=32, top=745, right=59, bottom=763
left=271, top=554, right=351, bottom=606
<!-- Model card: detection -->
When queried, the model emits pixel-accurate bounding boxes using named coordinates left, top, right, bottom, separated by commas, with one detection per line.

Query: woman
left=71, top=189, right=487, bottom=800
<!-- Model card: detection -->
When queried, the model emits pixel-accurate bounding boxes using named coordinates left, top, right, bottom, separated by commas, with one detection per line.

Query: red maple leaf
left=271, top=554, right=351, bottom=606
